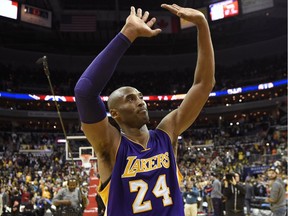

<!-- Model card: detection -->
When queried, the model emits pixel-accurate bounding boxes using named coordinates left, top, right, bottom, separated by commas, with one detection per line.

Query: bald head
left=107, top=86, right=138, bottom=110
left=107, top=86, right=149, bottom=128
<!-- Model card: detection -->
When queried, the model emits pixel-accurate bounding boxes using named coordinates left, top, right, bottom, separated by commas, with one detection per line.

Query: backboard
left=65, top=135, right=97, bottom=161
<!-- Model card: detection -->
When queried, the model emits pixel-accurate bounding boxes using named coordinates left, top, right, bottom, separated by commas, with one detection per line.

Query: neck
left=121, top=124, right=148, bottom=136
left=121, top=125, right=149, bottom=148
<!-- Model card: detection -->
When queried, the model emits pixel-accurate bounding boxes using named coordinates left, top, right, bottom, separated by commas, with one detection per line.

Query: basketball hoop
left=80, top=154, right=92, bottom=169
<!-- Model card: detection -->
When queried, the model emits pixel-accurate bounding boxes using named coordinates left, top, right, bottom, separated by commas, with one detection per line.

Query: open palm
left=125, top=6, right=162, bottom=38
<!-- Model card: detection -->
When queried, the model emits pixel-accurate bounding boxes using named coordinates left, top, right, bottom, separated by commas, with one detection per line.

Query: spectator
left=223, top=172, right=246, bottom=216
left=211, top=173, right=223, bottom=216
left=52, top=176, right=88, bottom=215
left=245, top=178, right=254, bottom=216
left=10, top=189, right=21, bottom=216
left=21, top=186, right=31, bottom=206
left=2, top=187, right=10, bottom=215
left=254, top=175, right=267, bottom=197
left=265, top=167, right=286, bottom=216
left=183, top=180, right=199, bottom=216
left=22, top=198, right=36, bottom=216
left=0, top=189, right=3, bottom=216
left=41, top=186, right=51, bottom=201
left=203, top=180, right=214, bottom=215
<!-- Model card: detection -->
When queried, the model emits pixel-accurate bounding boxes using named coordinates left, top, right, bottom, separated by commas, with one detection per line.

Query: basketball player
left=74, top=4, right=215, bottom=215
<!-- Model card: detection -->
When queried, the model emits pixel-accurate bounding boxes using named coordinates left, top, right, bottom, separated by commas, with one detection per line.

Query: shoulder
left=153, top=129, right=172, bottom=141
left=273, top=179, right=284, bottom=188
left=151, top=129, right=176, bottom=150
left=58, top=188, right=68, bottom=194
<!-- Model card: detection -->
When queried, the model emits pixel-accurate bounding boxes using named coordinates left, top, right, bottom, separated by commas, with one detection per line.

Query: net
left=80, top=154, right=92, bottom=169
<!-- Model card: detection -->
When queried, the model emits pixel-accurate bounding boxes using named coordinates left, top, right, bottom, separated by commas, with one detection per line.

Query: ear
left=109, top=108, right=119, bottom=119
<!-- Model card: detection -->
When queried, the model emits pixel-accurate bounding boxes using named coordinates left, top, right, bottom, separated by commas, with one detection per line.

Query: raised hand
left=161, top=4, right=206, bottom=26
left=121, top=6, right=162, bottom=42
left=231, top=177, right=237, bottom=186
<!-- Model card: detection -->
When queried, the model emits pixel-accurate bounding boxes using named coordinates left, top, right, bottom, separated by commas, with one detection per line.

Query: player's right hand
left=121, top=6, right=162, bottom=42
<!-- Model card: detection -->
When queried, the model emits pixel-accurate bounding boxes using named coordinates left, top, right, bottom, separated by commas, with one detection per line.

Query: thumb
left=177, top=12, right=183, bottom=18
left=152, top=29, right=162, bottom=36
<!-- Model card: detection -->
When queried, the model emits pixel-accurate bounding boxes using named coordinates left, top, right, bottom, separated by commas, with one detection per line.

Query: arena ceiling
left=0, top=0, right=286, bottom=55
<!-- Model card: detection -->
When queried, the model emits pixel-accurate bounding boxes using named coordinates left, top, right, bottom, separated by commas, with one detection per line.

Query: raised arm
left=52, top=189, right=71, bottom=206
left=74, top=6, right=161, bottom=181
left=158, top=4, right=215, bottom=144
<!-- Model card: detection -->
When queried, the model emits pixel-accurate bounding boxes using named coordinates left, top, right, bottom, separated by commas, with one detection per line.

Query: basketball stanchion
left=36, top=56, right=73, bottom=164
left=37, top=56, right=88, bottom=215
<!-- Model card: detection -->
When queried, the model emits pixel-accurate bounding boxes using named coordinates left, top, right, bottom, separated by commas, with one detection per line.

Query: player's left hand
left=161, top=4, right=206, bottom=26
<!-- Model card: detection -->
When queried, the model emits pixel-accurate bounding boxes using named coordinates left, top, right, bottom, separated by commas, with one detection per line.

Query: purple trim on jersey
left=106, top=129, right=184, bottom=216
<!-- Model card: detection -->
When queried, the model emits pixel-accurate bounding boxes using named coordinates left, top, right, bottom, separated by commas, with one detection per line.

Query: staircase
left=83, top=168, right=99, bottom=216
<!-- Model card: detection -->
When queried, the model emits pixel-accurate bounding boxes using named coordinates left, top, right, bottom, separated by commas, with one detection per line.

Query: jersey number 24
left=129, top=174, right=173, bottom=214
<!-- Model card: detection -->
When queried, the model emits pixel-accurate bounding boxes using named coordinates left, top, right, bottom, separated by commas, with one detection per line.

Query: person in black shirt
left=244, top=178, right=254, bottom=216
left=10, top=189, right=21, bottom=216
left=223, top=172, right=246, bottom=216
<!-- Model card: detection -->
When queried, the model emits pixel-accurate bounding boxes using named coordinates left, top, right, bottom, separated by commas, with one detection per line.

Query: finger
left=161, top=4, right=180, bottom=17
left=172, top=4, right=184, bottom=18
left=161, top=4, right=177, bottom=13
left=142, top=11, right=149, bottom=22
left=172, top=4, right=181, bottom=10
left=130, top=6, right=136, bottom=16
left=146, top=17, right=157, bottom=28
left=147, top=17, right=162, bottom=36
left=150, top=28, right=162, bottom=37
left=177, top=12, right=183, bottom=18
left=137, top=8, right=142, bottom=18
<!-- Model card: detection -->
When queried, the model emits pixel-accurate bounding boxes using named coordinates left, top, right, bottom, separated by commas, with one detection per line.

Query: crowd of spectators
left=0, top=53, right=286, bottom=96
left=178, top=143, right=287, bottom=215
left=0, top=108, right=286, bottom=215
left=0, top=147, right=90, bottom=216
